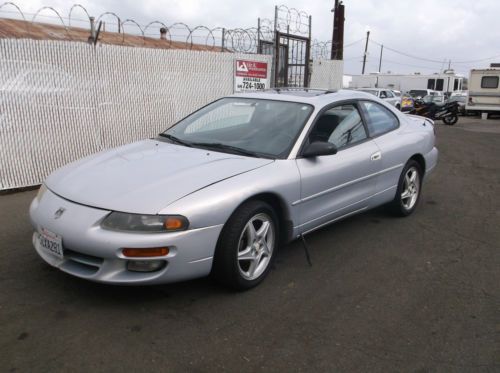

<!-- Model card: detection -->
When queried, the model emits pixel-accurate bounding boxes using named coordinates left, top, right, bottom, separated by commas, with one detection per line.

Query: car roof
left=230, top=89, right=374, bottom=106
left=357, top=88, right=385, bottom=91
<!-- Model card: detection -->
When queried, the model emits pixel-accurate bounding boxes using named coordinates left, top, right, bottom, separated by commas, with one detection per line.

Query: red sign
left=235, top=60, right=268, bottom=79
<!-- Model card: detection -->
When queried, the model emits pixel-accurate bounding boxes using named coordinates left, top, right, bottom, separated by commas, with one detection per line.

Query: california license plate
left=38, top=228, right=63, bottom=259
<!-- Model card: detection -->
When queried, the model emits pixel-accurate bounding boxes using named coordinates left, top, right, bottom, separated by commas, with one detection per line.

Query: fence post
left=89, top=16, right=96, bottom=43
left=221, top=28, right=225, bottom=52
left=257, top=18, right=261, bottom=54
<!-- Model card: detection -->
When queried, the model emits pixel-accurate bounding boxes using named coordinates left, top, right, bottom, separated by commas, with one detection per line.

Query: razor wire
left=0, top=2, right=327, bottom=55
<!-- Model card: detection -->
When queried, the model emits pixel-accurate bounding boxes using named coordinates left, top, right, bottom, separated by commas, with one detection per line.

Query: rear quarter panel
left=370, top=111, right=436, bottom=206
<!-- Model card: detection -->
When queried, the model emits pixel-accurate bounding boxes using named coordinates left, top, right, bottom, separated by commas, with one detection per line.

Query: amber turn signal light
left=122, top=247, right=169, bottom=257
left=164, top=217, right=185, bottom=230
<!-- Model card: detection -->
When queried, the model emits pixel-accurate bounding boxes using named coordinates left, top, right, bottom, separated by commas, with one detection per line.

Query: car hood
left=46, top=139, right=274, bottom=214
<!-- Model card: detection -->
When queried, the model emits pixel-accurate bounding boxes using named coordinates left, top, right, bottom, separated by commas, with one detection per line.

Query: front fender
left=159, top=160, right=301, bottom=232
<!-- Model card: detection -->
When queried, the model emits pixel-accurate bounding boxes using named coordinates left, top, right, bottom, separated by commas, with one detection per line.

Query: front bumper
left=29, top=189, right=223, bottom=285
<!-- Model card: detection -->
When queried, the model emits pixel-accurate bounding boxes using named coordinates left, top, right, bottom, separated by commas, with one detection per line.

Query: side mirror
left=302, top=141, right=337, bottom=158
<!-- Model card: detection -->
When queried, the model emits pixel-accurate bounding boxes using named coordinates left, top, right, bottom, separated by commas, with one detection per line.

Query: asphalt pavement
left=0, top=116, right=499, bottom=372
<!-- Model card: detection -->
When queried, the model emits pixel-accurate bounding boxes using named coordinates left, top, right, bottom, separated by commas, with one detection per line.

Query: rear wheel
left=212, top=200, right=278, bottom=290
left=390, top=160, right=423, bottom=216
left=442, top=114, right=458, bottom=125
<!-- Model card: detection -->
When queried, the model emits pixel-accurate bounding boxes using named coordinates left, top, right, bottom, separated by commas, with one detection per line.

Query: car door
left=384, top=90, right=398, bottom=107
left=295, top=102, right=382, bottom=234
left=359, top=101, right=404, bottom=205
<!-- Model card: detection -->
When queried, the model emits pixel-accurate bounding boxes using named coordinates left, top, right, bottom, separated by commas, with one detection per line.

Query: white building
left=349, top=71, right=465, bottom=94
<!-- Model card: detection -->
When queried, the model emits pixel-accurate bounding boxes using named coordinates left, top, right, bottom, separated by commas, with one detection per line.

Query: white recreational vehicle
left=466, top=66, right=500, bottom=115
left=349, top=71, right=464, bottom=95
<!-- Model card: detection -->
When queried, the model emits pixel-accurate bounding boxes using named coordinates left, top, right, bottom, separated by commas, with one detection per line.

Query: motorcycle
left=409, top=98, right=459, bottom=125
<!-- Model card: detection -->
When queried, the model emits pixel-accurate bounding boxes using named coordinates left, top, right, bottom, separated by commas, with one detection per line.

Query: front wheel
left=442, top=114, right=458, bottom=125
left=389, top=160, right=423, bottom=216
left=212, top=200, right=278, bottom=290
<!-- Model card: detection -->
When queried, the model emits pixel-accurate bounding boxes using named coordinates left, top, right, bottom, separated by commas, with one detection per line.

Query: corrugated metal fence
left=0, top=39, right=342, bottom=190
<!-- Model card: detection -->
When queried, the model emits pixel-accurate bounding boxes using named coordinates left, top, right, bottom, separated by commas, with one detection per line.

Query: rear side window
left=481, top=76, right=499, bottom=89
left=360, top=101, right=399, bottom=137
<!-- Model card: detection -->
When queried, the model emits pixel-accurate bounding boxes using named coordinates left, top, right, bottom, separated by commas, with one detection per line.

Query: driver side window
left=308, top=104, right=367, bottom=150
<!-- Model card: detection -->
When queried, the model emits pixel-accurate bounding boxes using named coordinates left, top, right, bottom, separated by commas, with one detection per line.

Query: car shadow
left=39, top=204, right=398, bottom=304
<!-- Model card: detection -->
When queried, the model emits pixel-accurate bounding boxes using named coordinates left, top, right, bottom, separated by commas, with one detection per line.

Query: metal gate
left=258, top=6, right=311, bottom=88
left=273, top=31, right=310, bottom=87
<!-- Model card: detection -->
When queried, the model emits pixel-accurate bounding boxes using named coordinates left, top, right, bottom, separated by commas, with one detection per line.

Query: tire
left=389, top=160, right=423, bottom=217
left=396, top=104, right=401, bottom=111
left=212, top=200, right=279, bottom=291
left=442, top=114, right=458, bottom=125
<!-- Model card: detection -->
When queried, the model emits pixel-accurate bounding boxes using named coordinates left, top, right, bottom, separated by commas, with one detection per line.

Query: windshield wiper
left=190, top=142, right=270, bottom=158
left=158, top=133, right=192, bottom=147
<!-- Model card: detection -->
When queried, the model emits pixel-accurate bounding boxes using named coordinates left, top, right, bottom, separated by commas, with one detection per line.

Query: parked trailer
left=349, top=72, right=464, bottom=95
left=466, top=68, right=500, bottom=116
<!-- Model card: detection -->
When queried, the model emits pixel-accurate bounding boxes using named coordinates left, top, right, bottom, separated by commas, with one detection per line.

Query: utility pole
left=330, top=0, right=339, bottom=59
left=376, top=44, right=383, bottom=87
left=361, top=30, right=370, bottom=74
left=378, top=44, right=384, bottom=72
left=331, top=1, right=345, bottom=60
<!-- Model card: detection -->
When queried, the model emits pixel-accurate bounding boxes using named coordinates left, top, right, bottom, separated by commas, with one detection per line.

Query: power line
left=370, top=38, right=500, bottom=66
left=343, top=37, right=364, bottom=48
left=452, top=54, right=500, bottom=64
left=370, top=39, right=444, bottom=63
left=381, top=58, right=442, bottom=72
left=343, top=55, right=364, bottom=61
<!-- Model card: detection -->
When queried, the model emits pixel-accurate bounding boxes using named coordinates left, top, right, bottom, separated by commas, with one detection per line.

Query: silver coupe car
left=30, top=89, right=438, bottom=290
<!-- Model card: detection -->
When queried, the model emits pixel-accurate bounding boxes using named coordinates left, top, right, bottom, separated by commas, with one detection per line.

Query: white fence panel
left=309, top=59, right=344, bottom=90
left=0, top=39, right=272, bottom=190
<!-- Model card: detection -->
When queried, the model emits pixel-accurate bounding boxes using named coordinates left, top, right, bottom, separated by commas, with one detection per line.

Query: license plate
left=38, top=228, right=63, bottom=259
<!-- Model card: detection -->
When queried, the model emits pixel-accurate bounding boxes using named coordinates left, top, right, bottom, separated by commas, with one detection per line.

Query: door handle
left=370, top=151, right=381, bottom=161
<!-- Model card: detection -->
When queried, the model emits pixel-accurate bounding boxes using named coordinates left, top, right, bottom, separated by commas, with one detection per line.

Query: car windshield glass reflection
left=163, top=98, right=313, bottom=159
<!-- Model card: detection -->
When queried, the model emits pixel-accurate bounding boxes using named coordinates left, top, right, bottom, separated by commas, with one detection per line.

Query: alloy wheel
left=237, top=213, right=275, bottom=280
left=401, top=167, right=420, bottom=210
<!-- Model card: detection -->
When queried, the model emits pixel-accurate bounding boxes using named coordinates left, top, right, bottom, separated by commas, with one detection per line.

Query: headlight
left=101, top=212, right=189, bottom=233
left=36, top=184, right=48, bottom=202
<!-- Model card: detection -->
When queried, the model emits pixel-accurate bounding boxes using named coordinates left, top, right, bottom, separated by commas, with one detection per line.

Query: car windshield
left=162, top=97, right=314, bottom=159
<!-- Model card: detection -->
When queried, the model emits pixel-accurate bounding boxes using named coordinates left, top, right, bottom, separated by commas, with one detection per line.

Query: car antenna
left=299, top=234, right=313, bottom=266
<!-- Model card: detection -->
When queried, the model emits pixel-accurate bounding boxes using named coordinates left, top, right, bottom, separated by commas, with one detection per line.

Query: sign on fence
left=234, top=60, right=269, bottom=92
